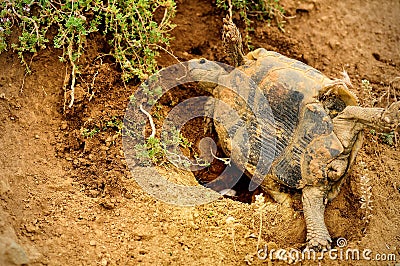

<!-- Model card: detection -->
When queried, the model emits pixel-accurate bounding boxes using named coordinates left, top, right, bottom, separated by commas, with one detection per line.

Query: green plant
left=193, top=154, right=211, bottom=168
left=106, top=116, right=123, bottom=134
left=152, top=103, right=164, bottom=120
left=135, top=136, right=166, bottom=164
left=140, top=80, right=164, bottom=106
left=216, top=0, right=288, bottom=48
left=129, top=94, right=137, bottom=104
left=0, top=0, right=176, bottom=106
left=361, top=79, right=372, bottom=91
left=379, top=132, right=395, bottom=146
left=81, top=127, right=100, bottom=138
left=102, top=1, right=176, bottom=81
left=370, top=129, right=395, bottom=146
left=361, top=79, right=376, bottom=106
left=161, top=127, right=191, bottom=148
left=133, top=126, right=198, bottom=166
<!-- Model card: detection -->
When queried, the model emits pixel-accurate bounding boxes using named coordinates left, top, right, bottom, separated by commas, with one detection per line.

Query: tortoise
left=187, top=19, right=400, bottom=250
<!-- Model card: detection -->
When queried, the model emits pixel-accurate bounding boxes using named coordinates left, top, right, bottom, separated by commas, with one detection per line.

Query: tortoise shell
left=208, top=48, right=358, bottom=189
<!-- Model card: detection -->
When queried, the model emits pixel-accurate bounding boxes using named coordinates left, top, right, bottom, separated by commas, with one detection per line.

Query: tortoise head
left=188, top=58, right=228, bottom=93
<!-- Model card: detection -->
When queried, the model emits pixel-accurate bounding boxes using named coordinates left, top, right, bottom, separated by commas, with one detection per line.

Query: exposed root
left=62, top=65, right=71, bottom=113
left=88, top=70, right=98, bottom=102
left=19, top=54, right=35, bottom=93
left=210, top=147, right=231, bottom=166
left=227, top=0, right=233, bottom=20
left=67, top=42, right=77, bottom=108
left=226, top=216, right=237, bottom=254
left=139, top=104, right=156, bottom=139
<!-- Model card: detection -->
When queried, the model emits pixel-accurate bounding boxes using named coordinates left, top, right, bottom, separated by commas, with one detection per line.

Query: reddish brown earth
left=1, top=0, right=399, bottom=265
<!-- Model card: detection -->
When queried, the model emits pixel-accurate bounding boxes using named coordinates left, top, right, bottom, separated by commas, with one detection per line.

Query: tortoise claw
left=306, top=234, right=332, bottom=251
left=381, top=101, right=400, bottom=130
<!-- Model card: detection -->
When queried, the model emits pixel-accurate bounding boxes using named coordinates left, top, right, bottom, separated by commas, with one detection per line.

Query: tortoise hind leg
left=302, top=185, right=332, bottom=250
left=300, top=133, right=342, bottom=250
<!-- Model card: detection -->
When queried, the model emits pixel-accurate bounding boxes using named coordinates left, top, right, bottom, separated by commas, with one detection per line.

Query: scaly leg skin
left=325, top=156, right=350, bottom=201
left=302, top=186, right=331, bottom=250
left=381, top=101, right=400, bottom=128
left=334, top=102, right=400, bottom=148
left=339, top=101, right=400, bottom=131
left=222, top=17, right=246, bottom=67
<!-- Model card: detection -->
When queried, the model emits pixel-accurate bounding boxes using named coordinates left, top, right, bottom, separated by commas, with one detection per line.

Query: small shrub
left=81, top=127, right=100, bottom=138
left=1, top=0, right=176, bottom=106
left=361, top=79, right=375, bottom=106
left=106, top=116, right=123, bottom=134
left=134, top=129, right=196, bottom=167
left=370, top=129, right=395, bottom=146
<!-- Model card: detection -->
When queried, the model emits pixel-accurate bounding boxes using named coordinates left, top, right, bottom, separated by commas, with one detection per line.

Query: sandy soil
left=1, top=0, right=399, bottom=265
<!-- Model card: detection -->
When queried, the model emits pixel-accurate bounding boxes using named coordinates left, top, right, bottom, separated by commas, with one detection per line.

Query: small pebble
left=25, top=223, right=37, bottom=233
left=219, top=188, right=237, bottom=196
left=60, top=122, right=68, bottom=130
left=89, top=189, right=100, bottom=197
left=226, top=216, right=236, bottom=224
left=90, top=240, right=96, bottom=246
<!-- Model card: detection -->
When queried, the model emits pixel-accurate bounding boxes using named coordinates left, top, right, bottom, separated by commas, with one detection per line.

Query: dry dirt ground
left=1, top=0, right=400, bottom=265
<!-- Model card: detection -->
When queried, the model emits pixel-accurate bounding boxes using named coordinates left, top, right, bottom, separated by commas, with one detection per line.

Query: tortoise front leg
left=333, top=101, right=400, bottom=148
left=302, top=185, right=331, bottom=250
